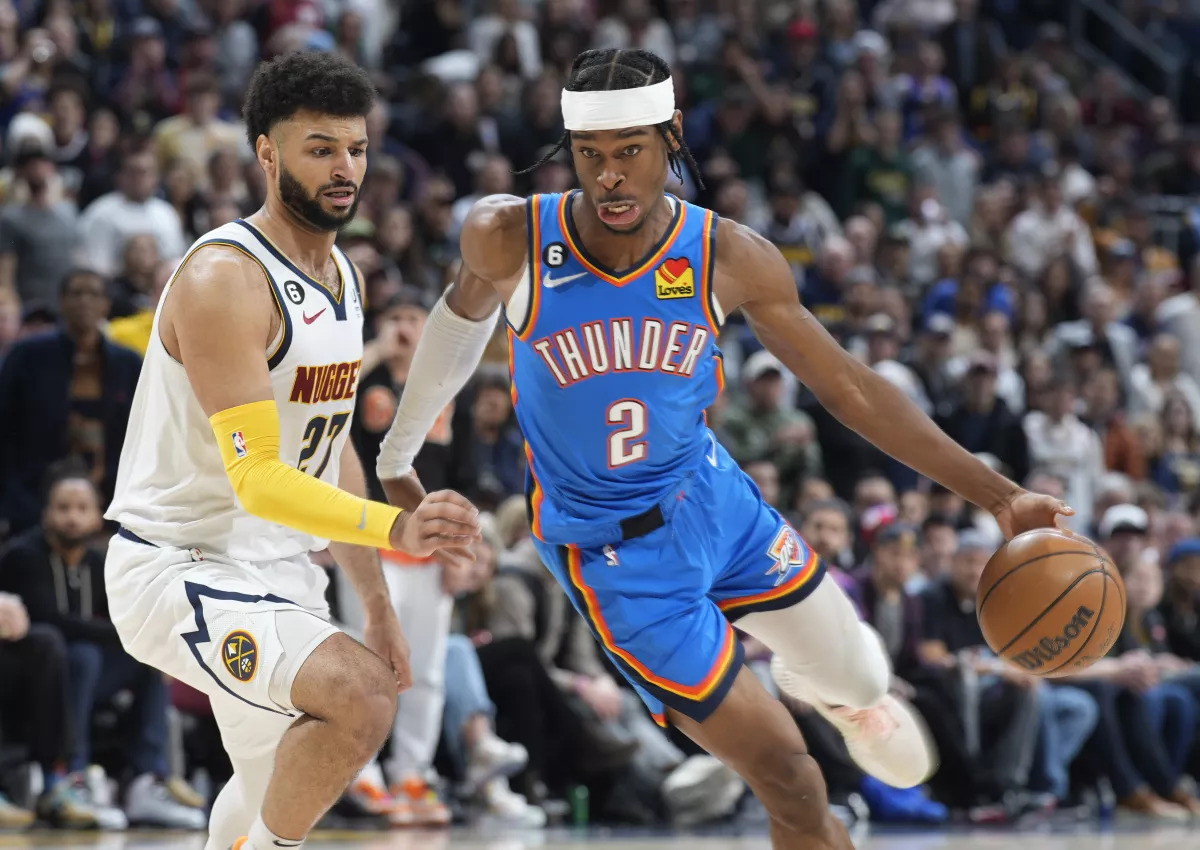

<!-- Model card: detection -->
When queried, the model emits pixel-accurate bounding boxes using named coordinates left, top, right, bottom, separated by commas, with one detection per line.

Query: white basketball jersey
left=106, top=220, right=366, bottom=561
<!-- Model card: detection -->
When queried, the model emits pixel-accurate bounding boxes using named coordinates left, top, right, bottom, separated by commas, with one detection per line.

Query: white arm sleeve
left=376, top=296, right=500, bottom=480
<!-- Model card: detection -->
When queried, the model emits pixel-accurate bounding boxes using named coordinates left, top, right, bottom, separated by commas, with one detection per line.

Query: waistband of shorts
left=118, top=526, right=156, bottom=547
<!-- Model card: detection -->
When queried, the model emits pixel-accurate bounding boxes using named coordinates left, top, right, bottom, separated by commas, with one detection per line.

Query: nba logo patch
left=654, top=257, right=695, bottom=299
left=221, top=630, right=258, bottom=682
left=231, top=430, right=247, bottom=459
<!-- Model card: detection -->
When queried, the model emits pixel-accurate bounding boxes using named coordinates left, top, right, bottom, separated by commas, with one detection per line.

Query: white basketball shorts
left=105, top=530, right=341, bottom=756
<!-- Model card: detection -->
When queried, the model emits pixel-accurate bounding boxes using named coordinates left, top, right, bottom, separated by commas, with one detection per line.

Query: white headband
left=561, top=77, right=675, bottom=132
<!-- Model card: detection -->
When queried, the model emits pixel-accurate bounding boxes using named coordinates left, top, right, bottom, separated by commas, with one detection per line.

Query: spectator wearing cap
left=1007, top=163, right=1098, bottom=280
left=935, top=350, right=1030, bottom=484
left=721, top=350, right=821, bottom=500
left=0, top=268, right=140, bottom=537
left=1099, top=503, right=1150, bottom=574
left=0, top=145, right=81, bottom=308
left=77, top=148, right=185, bottom=278
left=771, top=18, right=836, bottom=133
left=151, top=74, right=243, bottom=187
left=1023, top=377, right=1104, bottom=532
left=1082, top=367, right=1146, bottom=481
left=920, top=528, right=1098, bottom=811
left=1162, top=539, right=1200, bottom=661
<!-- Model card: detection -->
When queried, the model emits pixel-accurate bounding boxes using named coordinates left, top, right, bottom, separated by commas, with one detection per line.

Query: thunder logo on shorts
left=222, top=630, right=258, bottom=682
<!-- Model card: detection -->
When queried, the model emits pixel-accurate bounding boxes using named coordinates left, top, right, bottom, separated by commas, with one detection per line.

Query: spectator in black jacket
left=935, top=350, right=1029, bottom=483
left=0, top=464, right=203, bottom=828
left=1162, top=538, right=1200, bottom=661
left=0, top=269, right=140, bottom=538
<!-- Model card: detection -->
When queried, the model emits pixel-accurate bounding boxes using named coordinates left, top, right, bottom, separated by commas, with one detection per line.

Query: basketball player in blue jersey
left=378, top=49, right=1072, bottom=850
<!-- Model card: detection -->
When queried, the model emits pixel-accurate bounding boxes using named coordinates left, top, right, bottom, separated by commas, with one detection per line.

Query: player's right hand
left=389, top=489, right=481, bottom=557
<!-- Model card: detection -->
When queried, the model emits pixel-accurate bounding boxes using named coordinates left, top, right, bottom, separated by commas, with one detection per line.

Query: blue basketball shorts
left=533, top=440, right=827, bottom=726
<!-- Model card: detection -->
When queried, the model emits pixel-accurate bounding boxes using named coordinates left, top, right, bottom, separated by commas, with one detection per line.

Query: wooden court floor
left=1, top=826, right=1200, bottom=850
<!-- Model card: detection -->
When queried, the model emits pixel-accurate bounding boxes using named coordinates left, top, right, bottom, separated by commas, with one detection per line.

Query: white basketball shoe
left=770, top=655, right=938, bottom=789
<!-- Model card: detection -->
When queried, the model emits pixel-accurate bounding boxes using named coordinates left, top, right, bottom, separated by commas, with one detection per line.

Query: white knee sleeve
left=739, top=575, right=891, bottom=709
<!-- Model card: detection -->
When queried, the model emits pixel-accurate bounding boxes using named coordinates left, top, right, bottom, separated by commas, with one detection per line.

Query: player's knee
left=753, top=750, right=829, bottom=834
left=338, top=658, right=397, bottom=754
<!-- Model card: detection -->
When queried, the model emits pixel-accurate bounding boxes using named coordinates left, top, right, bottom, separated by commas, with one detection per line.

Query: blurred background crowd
left=3, top=0, right=1200, bottom=837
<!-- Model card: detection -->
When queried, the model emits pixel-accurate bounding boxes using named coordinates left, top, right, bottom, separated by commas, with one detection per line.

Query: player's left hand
left=364, top=613, right=413, bottom=693
left=992, top=489, right=1074, bottom=540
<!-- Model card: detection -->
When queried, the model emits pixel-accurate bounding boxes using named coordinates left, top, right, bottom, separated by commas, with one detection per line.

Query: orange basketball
left=976, top=527, right=1126, bottom=678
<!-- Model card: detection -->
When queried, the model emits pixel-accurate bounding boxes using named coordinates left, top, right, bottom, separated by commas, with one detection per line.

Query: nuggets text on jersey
left=289, top=359, right=362, bottom=404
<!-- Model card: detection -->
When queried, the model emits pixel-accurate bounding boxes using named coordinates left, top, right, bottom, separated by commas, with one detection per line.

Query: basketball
left=976, top=528, right=1126, bottom=678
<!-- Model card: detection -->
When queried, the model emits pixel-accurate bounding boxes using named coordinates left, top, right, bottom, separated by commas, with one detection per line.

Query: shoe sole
left=770, top=656, right=939, bottom=788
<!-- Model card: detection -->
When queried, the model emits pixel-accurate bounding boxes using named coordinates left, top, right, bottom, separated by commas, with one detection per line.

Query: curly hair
left=242, top=51, right=376, bottom=149
left=519, top=48, right=704, bottom=189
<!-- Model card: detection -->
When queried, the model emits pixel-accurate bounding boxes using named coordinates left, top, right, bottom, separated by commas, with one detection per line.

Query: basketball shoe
left=770, top=655, right=937, bottom=789
left=390, top=775, right=451, bottom=827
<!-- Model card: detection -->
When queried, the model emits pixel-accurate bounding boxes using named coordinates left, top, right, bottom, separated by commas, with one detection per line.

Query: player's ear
left=668, top=110, right=683, bottom=152
left=255, top=134, right=275, bottom=175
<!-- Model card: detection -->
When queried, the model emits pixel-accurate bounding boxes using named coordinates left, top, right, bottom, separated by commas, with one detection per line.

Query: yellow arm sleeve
left=210, top=400, right=401, bottom=549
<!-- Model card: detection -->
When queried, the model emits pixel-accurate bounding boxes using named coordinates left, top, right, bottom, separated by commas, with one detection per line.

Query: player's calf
left=750, top=747, right=842, bottom=837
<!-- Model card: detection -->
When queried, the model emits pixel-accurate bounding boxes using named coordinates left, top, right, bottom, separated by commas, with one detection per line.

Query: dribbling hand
left=992, top=489, right=1075, bottom=539
left=389, top=490, right=481, bottom=557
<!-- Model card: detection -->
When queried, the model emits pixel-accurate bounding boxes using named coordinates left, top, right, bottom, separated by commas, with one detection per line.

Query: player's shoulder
left=165, top=234, right=276, bottom=322
left=713, top=215, right=786, bottom=274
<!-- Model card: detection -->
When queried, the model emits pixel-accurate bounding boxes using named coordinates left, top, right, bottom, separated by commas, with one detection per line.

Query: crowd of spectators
left=2, top=0, right=1200, bottom=836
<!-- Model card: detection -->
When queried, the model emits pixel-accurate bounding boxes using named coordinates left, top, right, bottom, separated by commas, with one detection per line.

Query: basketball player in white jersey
left=104, top=52, right=480, bottom=850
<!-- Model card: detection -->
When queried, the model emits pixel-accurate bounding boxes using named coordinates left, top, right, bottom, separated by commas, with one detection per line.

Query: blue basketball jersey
left=507, top=191, right=724, bottom=545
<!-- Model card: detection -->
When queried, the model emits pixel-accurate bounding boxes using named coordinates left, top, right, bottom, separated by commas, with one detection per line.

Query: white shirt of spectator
left=1022, top=409, right=1104, bottom=532
left=77, top=190, right=186, bottom=277
left=1006, top=200, right=1098, bottom=279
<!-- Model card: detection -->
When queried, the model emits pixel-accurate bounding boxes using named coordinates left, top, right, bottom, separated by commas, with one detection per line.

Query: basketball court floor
left=1, top=827, right=1199, bottom=850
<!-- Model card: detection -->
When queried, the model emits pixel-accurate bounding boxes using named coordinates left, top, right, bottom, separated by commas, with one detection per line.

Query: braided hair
left=519, top=49, right=704, bottom=190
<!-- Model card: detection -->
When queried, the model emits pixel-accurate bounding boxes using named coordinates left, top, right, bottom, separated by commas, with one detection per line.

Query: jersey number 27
left=607, top=400, right=648, bottom=468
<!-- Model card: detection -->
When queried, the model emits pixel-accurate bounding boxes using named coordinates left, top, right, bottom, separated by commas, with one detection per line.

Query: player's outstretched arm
left=167, top=246, right=480, bottom=554
left=721, top=222, right=1071, bottom=535
left=377, top=194, right=527, bottom=509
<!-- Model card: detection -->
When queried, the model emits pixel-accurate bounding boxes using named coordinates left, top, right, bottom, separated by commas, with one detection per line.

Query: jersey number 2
left=299, top=411, right=351, bottom=477
left=607, top=400, right=647, bottom=468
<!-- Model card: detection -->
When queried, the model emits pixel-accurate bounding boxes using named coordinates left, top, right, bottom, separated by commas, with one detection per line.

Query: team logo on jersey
left=603, top=544, right=619, bottom=567
left=289, top=359, right=362, bottom=404
left=221, top=630, right=258, bottom=682
left=231, top=430, right=248, bottom=458
left=284, top=281, right=306, bottom=305
left=655, top=257, right=694, bottom=299
left=765, top=526, right=805, bottom=587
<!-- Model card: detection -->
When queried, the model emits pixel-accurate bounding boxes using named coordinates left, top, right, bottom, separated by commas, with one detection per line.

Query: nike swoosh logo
left=543, top=271, right=588, bottom=289
left=302, top=308, right=326, bottom=324
left=356, top=504, right=367, bottom=530
left=706, top=432, right=719, bottom=467
left=273, top=842, right=302, bottom=848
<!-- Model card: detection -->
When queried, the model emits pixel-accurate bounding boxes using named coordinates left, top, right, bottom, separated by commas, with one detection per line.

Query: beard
left=278, top=163, right=360, bottom=232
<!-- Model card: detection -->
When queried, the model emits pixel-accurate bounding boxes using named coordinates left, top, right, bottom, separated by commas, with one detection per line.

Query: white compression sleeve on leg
left=376, top=297, right=499, bottom=481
